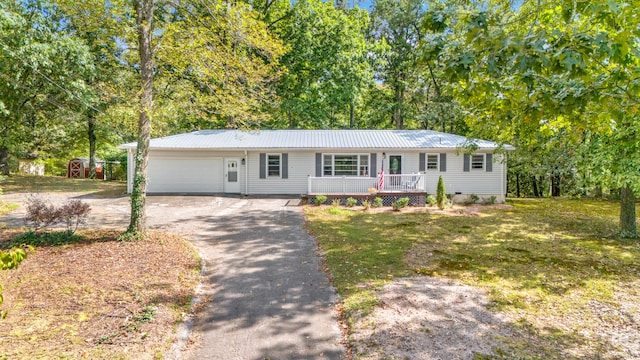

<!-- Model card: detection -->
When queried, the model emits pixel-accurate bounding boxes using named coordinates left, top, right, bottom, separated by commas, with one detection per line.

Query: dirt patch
left=0, top=230, right=200, bottom=359
left=351, top=277, right=512, bottom=359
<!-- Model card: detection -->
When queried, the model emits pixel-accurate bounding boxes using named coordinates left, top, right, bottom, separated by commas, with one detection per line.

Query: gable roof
left=120, top=129, right=513, bottom=151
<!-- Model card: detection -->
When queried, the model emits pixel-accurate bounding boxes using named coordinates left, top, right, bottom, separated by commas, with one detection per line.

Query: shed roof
left=120, top=129, right=513, bottom=151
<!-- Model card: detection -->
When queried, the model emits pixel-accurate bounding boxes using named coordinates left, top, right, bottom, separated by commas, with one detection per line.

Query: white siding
left=127, top=150, right=247, bottom=194
left=246, top=151, right=315, bottom=195
left=126, top=149, right=507, bottom=200
left=426, top=152, right=506, bottom=200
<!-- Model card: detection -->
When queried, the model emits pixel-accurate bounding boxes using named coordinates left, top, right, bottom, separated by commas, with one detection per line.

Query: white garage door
left=147, top=157, right=223, bottom=193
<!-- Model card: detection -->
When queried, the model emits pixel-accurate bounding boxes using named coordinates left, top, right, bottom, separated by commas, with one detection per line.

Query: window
left=267, top=154, right=281, bottom=177
left=323, top=154, right=369, bottom=176
left=471, top=154, right=484, bottom=170
left=426, top=154, right=438, bottom=170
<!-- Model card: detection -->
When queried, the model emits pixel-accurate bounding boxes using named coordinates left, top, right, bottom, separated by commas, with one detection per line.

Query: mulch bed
left=0, top=229, right=200, bottom=359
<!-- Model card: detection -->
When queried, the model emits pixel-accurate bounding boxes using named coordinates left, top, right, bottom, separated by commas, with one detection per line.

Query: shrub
left=436, top=176, right=446, bottom=210
left=392, top=197, right=410, bottom=211
left=58, top=200, right=91, bottom=234
left=469, top=194, right=480, bottom=204
left=331, top=199, right=341, bottom=207
left=345, top=197, right=358, bottom=207
left=25, top=195, right=58, bottom=233
left=315, top=195, right=327, bottom=206
left=372, top=197, right=383, bottom=208
left=362, top=199, right=371, bottom=210
left=426, top=194, right=436, bottom=207
left=486, top=195, right=497, bottom=205
left=24, top=195, right=91, bottom=235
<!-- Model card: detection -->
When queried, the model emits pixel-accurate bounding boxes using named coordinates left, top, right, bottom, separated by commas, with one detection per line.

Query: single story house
left=120, top=129, right=513, bottom=202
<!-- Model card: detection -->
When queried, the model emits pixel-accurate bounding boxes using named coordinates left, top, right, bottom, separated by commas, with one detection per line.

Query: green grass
left=0, top=201, right=18, bottom=216
left=0, top=174, right=126, bottom=196
left=305, top=198, right=640, bottom=358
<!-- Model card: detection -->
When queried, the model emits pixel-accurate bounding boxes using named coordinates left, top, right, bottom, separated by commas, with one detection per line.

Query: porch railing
left=308, top=174, right=426, bottom=195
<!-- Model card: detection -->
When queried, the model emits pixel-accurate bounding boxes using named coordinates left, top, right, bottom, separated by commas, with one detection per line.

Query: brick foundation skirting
left=305, top=193, right=426, bottom=207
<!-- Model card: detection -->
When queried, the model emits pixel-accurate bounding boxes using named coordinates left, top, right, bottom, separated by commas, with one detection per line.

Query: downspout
left=128, top=149, right=134, bottom=194
left=501, top=153, right=506, bottom=203
left=244, top=150, right=248, bottom=196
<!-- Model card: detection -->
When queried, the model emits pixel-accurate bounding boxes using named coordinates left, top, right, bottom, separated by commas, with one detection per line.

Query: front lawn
left=0, top=174, right=126, bottom=196
left=305, top=199, right=640, bottom=358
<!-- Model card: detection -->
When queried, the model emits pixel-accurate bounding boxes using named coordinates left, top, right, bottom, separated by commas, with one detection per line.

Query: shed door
left=147, top=156, right=223, bottom=193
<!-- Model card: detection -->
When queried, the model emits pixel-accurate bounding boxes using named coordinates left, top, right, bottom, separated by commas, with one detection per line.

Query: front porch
left=307, top=173, right=427, bottom=195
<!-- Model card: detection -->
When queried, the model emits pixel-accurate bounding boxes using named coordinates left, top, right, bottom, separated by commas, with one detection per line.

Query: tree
left=422, top=0, right=640, bottom=237
left=269, top=0, right=371, bottom=129
left=154, top=0, right=285, bottom=132
left=436, top=175, right=446, bottom=210
left=368, top=0, right=423, bottom=129
left=126, top=0, right=154, bottom=235
left=0, top=1, right=94, bottom=175
left=57, top=0, right=130, bottom=178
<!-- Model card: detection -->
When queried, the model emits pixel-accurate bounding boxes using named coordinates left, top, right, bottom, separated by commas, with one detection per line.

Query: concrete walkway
left=0, top=194, right=345, bottom=359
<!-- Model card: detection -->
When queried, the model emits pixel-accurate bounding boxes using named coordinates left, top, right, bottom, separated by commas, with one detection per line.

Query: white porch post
left=308, top=175, right=312, bottom=194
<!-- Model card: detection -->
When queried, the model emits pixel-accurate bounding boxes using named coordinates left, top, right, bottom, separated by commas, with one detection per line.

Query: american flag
left=378, top=163, right=385, bottom=191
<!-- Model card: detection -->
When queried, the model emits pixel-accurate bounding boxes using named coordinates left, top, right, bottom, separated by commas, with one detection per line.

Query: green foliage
left=331, top=199, right=341, bottom=207
left=10, top=231, right=82, bottom=248
left=1, top=245, right=31, bottom=318
left=362, top=199, right=371, bottom=211
left=271, top=0, right=371, bottom=128
left=392, top=197, right=410, bottom=211
left=0, top=1, right=96, bottom=173
left=426, top=194, right=436, bottom=207
left=486, top=195, right=497, bottom=205
left=422, top=0, right=640, bottom=235
left=469, top=194, right=479, bottom=204
left=315, top=195, right=327, bottom=206
left=346, top=197, right=358, bottom=207
left=436, top=176, right=446, bottom=210
left=372, top=197, right=384, bottom=208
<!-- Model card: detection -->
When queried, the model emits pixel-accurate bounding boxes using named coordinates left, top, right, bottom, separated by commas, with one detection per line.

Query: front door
left=224, top=158, right=240, bottom=193
left=389, top=155, right=402, bottom=188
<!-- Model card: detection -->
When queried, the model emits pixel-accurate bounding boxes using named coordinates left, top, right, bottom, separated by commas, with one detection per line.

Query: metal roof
left=120, top=129, right=514, bottom=151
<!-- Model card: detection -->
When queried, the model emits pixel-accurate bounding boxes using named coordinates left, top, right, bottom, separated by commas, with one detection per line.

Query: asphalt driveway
left=0, top=193, right=345, bottom=359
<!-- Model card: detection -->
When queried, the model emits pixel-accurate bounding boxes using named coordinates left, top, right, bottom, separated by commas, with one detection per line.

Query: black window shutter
left=463, top=154, right=470, bottom=172
left=370, top=153, right=377, bottom=178
left=440, top=153, right=446, bottom=172
left=419, top=153, right=426, bottom=172
left=315, top=153, right=322, bottom=177
left=259, top=153, right=266, bottom=179
left=282, top=153, right=288, bottom=178
left=486, top=153, right=493, bottom=172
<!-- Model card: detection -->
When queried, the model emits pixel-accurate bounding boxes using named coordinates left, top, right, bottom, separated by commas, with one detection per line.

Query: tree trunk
left=349, top=101, right=355, bottom=128
left=620, top=186, right=638, bottom=238
left=551, top=174, right=561, bottom=197
left=287, top=111, right=294, bottom=129
left=532, top=175, right=540, bottom=197
left=516, top=172, right=520, bottom=198
left=593, top=186, right=603, bottom=198
left=127, top=0, right=154, bottom=235
left=393, top=72, right=404, bottom=130
left=88, top=114, right=97, bottom=179
left=0, top=146, right=9, bottom=176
